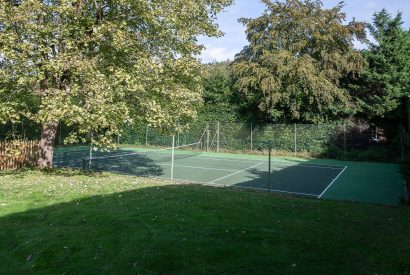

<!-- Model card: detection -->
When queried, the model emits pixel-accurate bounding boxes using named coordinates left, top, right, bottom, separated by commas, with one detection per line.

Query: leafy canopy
left=198, top=62, right=239, bottom=123
left=0, top=0, right=232, bottom=147
left=232, top=0, right=367, bottom=123
left=351, top=9, right=410, bottom=119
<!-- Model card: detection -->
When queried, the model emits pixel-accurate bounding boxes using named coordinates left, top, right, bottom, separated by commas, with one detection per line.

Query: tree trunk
left=38, top=121, right=58, bottom=168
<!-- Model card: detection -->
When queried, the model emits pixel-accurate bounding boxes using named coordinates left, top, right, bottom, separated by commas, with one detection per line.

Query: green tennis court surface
left=54, top=146, right=404, bottom=205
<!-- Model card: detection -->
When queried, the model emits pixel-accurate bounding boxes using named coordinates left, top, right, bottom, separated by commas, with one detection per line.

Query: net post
left=171, top=135, right=175, bottom=181
left=294, top=123, right=297, bottom=156
left=268, top=140, right=272, bottom=192
left=217, top=122, right=220, bottom=153
left=250, top=123, right=253, bottom=151
left=88, top=146, right=92, bottom=170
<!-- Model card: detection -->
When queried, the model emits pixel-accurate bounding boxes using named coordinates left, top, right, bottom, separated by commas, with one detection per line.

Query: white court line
left=152, top=178, right=320, bottom=197
left=153, top=152, right=346, bottom=168
left=179, top=155, right=345, bottom=169
left=172, top=154, right=264, bottom=163
left=158, top=163, right=239, bottom=172
left=115, top=150, right=266, bottom=163
left=271, top=163, right=345, bottom=170
left=229, top=185, right=319, bottom=197
left=66, top=147, right=346, bottom=169
left=318, top=166, right=348, bottom=198
left=183, top=156, right=344, bottom=170
left=84, top=170, right=328, bottom=199
left=166, top=154, right=345, bottom=170
left=210, top=162, right=265, bottom=183
left=176, top=155, right=345, bottom=169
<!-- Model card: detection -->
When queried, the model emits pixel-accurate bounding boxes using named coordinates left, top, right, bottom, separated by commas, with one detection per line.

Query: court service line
left=158, top=163, right=239, bottom=172
left=164, top=153, right=345, bottom=168
left=288, top=164, right=345, bottom=170
left=210, top=162, right=265, bottom=183
left=171, top=154, right=345, bottom=169
left=318, top=166, right=348, bottom=198
left=186, top=155, right=344, bottom=169
left=177, top=155, right=265, bottom=163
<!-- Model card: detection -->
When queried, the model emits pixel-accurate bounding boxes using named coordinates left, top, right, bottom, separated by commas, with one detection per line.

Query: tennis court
left=54, top=145, right=347, bottom=198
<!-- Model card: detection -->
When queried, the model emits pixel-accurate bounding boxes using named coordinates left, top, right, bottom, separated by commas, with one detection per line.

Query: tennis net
left=83, top=141, right=203, bottom=171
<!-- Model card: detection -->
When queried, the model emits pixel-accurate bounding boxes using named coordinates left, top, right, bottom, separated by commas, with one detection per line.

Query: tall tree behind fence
left=0, top=140, right=39, bottom=170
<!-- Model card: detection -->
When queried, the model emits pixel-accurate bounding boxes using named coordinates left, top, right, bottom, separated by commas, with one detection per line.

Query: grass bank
left=0, top=170, right=409, bottom=274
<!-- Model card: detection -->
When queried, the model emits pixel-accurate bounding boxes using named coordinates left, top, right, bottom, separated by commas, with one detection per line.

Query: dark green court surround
left=54, top=146, right=404, bottom=205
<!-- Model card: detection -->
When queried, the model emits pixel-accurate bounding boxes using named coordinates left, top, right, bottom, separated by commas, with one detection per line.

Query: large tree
left=232, top=0, right=367, bottom=123
left=350, top=10, right=410, bottom=122
left=198, top=62, right=239, bottom=122
left=0, top=0, right=232, bottom=167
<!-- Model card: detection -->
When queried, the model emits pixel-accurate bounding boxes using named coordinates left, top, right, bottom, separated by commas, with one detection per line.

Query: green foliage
left=232, top=0, right=367, bottom=123
left=350, top=10, right=410, bottom=119
left=197, top=62, right=239, bottom=123
left=0, top=0, right=233, bottom=148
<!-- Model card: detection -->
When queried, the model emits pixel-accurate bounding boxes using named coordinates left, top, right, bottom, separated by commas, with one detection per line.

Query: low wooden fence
left=0, top=140, right=39, bottom=170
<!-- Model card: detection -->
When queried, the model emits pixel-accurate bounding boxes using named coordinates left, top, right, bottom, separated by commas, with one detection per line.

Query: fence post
left=89, top=135, right=93, bottom=170
left=11, top=123, right=15, bottom=139
left=22, top=122, right=25, bottom=140
left=145, top=125, right=149, bottom=147
left=177, top=122, right=180, bottom=147
left=206, top=123, right=210, bottom=152
left=59, top=122, right=62, bottom=145
left=216, top=121, right=220, bottom=153
left=268, top=140, right=272, bottom=192
left=294, top=123, right=297, bottom=156
left=171, top=135, right=175, bottom=181
left=250, top=123, right=253, bottom=151
left=400, top=125, right=404, bottom=161
left=344, top=123, right=347, bottom=156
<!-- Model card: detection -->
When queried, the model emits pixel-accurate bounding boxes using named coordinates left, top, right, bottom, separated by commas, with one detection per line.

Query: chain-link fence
left=1, top=120, right=404, bottom=162
left=119, top=122, right=403, bottom=162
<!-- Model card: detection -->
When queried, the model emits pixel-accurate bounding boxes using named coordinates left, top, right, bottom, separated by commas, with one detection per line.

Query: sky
left=198, top=0, right=410, bottom=63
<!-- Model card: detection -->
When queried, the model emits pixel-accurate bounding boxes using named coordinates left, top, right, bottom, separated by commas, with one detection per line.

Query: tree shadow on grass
left=1, top=184, right=408, bottom=274
left=0, top=185, right=284, bottom=274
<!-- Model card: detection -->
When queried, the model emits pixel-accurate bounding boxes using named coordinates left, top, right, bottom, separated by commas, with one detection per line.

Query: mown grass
left=0, top=169, right=409, bottom=274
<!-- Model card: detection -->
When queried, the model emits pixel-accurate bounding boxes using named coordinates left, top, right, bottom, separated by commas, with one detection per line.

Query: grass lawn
left=0, top=170, right=409, bottom=274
